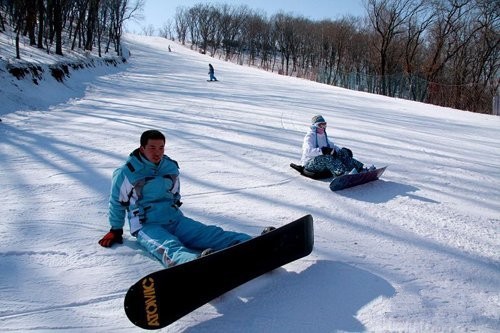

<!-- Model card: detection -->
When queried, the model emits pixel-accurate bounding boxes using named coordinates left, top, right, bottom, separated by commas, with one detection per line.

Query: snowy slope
left=0, top=34, right=499, bottom=332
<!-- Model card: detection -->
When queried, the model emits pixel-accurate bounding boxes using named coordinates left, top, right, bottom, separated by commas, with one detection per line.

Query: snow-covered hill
left=0, top=34, right=499, bottom=332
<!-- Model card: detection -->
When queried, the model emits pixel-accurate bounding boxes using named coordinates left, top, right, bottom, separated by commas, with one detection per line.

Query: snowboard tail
left=330, top=166, right=386, bottom=191
left=124, top=214, right=314, bottom=329
left=290, top=163, right=332, bottom=179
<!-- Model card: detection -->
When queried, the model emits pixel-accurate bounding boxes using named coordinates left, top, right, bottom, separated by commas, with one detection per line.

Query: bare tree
left=192, top=3, right=218, bottom=55
left=159, top=18, right=174, bottom=40
left=70, top=0, right=89, bottom=51
left=186, top=6, right=200, bottom=49
left=319, top=18, right=359, bottom=85
left=423, top=0, right=472, bottom=83
left=96, top=0, right=109, bottom=57
left=365, top=0, right=425, bottom=95
left=141, top=24, right=155, bottom=36
left=469, top=0, right=500, bottom=109
left=85, top=0, right=100, bottom=51
left=423, top=0, right=476, bottom=107
left=12, top=0, right=27, bottom=59
left=174, top=7, right=188, bottom=44
left=106, top=0, right=144, bottom=56
left=36, top=0, right=45, bottom=48
left=273, top=13, right=299, bottom=75
left=399, top=1, right=435, bottom=100
left=216, top=4, right=248, bottom=60
left=447, top=0, right=499, bottom=112
left=25, top=0, right=37, bottom=46
left=52, top=0, right=66, bottom=56
left=241, top=12, right=266, bottom=66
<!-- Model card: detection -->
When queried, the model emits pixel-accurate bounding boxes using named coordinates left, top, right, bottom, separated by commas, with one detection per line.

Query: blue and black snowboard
left=329, top=166, right=386, bottom=191
left=124, top=214, right=314, bottom=329
left=290, top=163, right=386, bottom=191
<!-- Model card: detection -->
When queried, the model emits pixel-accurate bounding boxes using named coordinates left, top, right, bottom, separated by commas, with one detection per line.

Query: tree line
left=1, top=0, right=497, bottom=114
left=0, top=0, right=143, bottom=59
left=166, top=0, right=498, bottom=114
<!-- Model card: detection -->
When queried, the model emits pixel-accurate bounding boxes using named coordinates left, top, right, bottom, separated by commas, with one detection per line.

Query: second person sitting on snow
left=293, top=115, right=369, bottom=178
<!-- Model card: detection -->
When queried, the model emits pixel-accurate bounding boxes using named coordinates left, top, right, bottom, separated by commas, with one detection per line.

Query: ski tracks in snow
left=183, top=175, right=295, bottom=198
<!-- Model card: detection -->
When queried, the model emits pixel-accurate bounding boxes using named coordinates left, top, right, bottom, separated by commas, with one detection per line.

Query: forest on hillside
left=1, top=0, right=498, bottom=114
left=162, top=0, right=499, bottom=115
left=0, top=0, right=143, bottom=59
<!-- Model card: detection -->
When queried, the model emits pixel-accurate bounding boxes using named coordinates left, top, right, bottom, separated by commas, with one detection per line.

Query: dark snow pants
left=304, top=148, right=363, bottom=177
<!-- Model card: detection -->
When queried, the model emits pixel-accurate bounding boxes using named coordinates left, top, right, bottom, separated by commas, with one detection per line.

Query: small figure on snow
left=292, top=115, right=370, bottom=178
left=98, top=130, right=251, bottom=267
left=208, top=63, right=217, bottom=81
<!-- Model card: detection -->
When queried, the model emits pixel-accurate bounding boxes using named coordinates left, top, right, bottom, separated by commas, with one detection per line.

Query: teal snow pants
left=136, top=211, right=251, bottom=267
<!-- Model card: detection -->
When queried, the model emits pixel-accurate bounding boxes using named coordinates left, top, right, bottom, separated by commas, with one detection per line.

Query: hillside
left=0, top=24, right=126, bottom=117
left=0, top=34, right=499, bottom=332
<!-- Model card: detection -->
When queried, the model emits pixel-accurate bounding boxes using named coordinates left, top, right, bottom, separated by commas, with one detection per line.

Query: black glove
left=342, top=147, right=353, bottom=158
left=98, top=228, right=123, bottom=248
left=321, top=147, right=333, bottom=155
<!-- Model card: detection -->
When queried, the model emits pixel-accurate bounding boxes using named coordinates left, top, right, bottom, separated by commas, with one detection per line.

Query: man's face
left=140, top=139, right=165, bottom=164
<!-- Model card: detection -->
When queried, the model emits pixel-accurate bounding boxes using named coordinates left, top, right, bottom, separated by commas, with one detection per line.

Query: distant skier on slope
left=208, top=63, right=217, bottom=81
left=291, top=115, right=370, bottom=178
left=98, top=130, right=251, bottom=267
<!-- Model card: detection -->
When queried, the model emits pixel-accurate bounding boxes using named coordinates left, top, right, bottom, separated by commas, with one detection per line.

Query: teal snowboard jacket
left=108, top=148, right=181, bottom=235
left=107, top=148, right=251, bottom=267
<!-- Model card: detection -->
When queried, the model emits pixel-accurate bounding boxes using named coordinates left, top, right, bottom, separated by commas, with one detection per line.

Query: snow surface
left=0, top=34, right=499, bottom=332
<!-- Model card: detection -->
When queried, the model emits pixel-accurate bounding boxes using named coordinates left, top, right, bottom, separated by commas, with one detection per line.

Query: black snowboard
left=330, top=166, right=387, bottom=191
left=124, top=214, right=314, bottom=330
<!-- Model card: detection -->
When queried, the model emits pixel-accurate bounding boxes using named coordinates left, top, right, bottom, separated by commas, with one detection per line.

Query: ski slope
left=0, top=34, right=499, bottom=332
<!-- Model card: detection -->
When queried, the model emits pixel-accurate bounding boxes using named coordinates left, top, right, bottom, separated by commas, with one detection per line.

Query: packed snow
left=0, top=34, right=499, bottom=332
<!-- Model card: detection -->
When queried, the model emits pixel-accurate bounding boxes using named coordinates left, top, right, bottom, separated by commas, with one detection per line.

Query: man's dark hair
left=140, top=130, right=165, bottom=147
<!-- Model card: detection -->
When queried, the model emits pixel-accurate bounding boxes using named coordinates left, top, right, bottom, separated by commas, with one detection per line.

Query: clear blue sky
left=126, top=0, right=365, bottom=33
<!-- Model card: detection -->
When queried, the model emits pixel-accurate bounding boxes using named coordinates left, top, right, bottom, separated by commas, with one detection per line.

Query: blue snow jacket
left=108, top=148, right=181, bottom=235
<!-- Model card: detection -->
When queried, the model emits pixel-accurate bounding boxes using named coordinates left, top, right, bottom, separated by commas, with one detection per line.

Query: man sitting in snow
left=98, top=130, right=252, bottom=267
left=291, top=115, right=367, bottom=178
